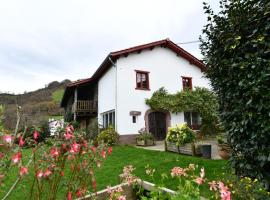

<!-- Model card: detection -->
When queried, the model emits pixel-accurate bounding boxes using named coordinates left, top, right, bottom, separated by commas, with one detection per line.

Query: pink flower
left=171, top=167, right=187, bottom=177
left=60, top=171, right=64, bottom=176
left=33, top=130, right=39, bottom=140
left=12, top=152, right=22, bottom=164
left=101, top=150, right=106, bottom=158
left=66, top=125, right=74, bottom=133
left=118, top=195, right=126, bottom=200
left=76, top=189, right=82, bottom=197
left=18, top=136, right=25, bottom=147
left=36, top=170, right=43, bottom=178
left=67, top=191, right=72, bottom=200
left=195, top=177, right=204, bottom=185
left=64, top=132, right=74, bottom=140
left=218, top=181, right=231, bottom=200
left=3, top=135, right=12, bottom=144
left=50, top=147, right=60, bottom=158
left=43, top=169, right=52, bottom=177
left=69, top=142, right=80, bottom=154
left=91, top=147, right=96, bottom=153
left=108, top=147, right=113, bottom=155
left=19, top=166, right=28, bottom=176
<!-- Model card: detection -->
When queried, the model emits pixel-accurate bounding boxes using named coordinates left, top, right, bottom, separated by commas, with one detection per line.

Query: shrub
left=166, top=123, right=195, bottom=145
left=136, top=128, right=154, bottom=141
left=96, top=126, right=119, bottom=145
left=200, top=0, right=270, bottom=187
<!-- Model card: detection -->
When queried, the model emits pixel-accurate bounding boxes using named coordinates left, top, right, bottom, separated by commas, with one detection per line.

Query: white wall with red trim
left=98, top=46, right=210, bottom=135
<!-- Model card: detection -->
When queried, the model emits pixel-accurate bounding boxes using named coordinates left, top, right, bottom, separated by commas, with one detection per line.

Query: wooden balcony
left=72, top=100, right=97, bottom=116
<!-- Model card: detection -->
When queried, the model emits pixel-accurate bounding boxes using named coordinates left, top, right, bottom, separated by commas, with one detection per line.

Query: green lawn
left=1, top=145, right=229, bottom=199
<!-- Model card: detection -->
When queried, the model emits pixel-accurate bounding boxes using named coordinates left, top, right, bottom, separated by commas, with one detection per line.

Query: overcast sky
left=0, top=0, right=219, bottom=94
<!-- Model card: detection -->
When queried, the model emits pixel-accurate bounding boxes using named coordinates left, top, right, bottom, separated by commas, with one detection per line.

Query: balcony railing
left=72, top=100, right=97, bottom=113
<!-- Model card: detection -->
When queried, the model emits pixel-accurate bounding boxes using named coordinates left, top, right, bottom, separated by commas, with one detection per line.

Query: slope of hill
left=0, top=80, right=71, bottom=130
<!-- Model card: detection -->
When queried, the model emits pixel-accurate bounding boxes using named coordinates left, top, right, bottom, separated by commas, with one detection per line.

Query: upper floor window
left=135, top=70, right=150, bottom=90
left=182, top=76, right=192, bottom=90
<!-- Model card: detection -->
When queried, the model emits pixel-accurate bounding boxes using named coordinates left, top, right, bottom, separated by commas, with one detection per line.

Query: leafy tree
left=200, top=0, right=270, bottom=187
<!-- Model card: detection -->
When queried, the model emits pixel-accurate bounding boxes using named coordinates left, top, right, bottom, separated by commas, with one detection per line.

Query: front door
left=148, top=112, right=167, bottom=140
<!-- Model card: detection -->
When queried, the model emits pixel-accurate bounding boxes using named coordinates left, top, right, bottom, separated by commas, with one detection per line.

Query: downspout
left=108, top=56, right=118, bottom=131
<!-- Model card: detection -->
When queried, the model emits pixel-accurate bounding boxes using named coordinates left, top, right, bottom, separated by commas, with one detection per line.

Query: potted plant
left=165, top=123, right=196, bottom=155
left=136, top=128, right=155, bottom=146
left=217, top=134, right=230, bottom=160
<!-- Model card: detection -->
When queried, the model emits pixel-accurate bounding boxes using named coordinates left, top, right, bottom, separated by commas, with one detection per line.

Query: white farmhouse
left=61, top=39, right=210, bottom=143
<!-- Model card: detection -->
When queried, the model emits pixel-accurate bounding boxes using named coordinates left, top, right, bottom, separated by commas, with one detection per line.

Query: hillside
left=0, top=80, right=71, bottom=130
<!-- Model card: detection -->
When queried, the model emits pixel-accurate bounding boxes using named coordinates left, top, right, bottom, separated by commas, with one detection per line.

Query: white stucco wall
left=98, top=65, right=116, bottom=125
left=114, top=47, right=210, bottom=135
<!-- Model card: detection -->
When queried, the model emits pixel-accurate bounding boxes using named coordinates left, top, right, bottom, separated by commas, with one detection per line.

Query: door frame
left=144, top=109, right=171, bottom=139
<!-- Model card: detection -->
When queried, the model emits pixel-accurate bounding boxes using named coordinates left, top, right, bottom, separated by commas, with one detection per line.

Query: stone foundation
left=119, top=134, right=138, bottom=144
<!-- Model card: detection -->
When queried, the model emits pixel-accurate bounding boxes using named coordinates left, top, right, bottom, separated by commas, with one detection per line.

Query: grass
left=52, top=89, right=64, bottom=104
left=0, top=145, right=229, bottom=199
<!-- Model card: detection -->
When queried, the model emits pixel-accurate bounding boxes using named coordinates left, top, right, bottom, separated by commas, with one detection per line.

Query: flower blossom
left=101, top=150, right=106, bottom=158
left=36, top=170, right=43, bottom=178
left=43, top=169, right=52, bottom=177
left=18, top=136, right=25, bottom=147
left=33, top=130, right=39, bottom=140
left=19, top=166, right=28, bottom=176
left=208, top=181, right=218, bottom=191
left=69, top=142, right=80, bottom=154
left=3, top=135, right=12, bottom=144
left=12, top=152, right=22, bottom=164
left=50, top=147, right=60, bottom=158
left=118, top=195, right=126, bottom=200
left=171, top=167, right=187, bottom=177
left=218, top=181, right=231, bottom=200
left=67, top=191, right=72, bottom=200
left=108, top=147, right=113, bottom=155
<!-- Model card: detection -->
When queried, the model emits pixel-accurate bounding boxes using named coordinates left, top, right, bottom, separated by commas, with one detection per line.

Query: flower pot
left=179, top=143, right=195, bottom=156
left=218, top=144, right=230, bottom=160
left=136, top=140, right=146, bottom=146
left=165, top=141, right=179, bottom=153
left=146, top=139, right=155, bottom=146
left=201, top=144, right=211, bottom=159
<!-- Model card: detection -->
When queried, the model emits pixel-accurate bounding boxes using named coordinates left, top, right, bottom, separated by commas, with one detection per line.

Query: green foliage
left=136, top=128, right=154, bottom=141
left=0, top=105, right=4, bottom=132
left=200, top=0, right=270, bottom=187
left=146, top=87, right=220, bottom=135
left=96, top=126, right=119, bottom=145
left=166, top=123, right=195, bottom=145
left=52, top=89, right=64, bottom=104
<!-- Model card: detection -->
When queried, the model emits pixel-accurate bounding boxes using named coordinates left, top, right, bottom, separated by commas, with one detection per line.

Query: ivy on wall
left=145, top=87, right=220, bottom=135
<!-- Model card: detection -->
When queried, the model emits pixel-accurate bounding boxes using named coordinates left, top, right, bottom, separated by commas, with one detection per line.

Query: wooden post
left=74, top=88, right=78, bottom=121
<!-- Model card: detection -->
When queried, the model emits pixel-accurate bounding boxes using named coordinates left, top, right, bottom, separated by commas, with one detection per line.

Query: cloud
left=0, top=0, right=219, bottom=94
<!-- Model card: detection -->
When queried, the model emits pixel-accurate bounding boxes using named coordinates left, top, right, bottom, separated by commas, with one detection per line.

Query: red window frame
left=135, top=70, right=150, bottom=90
left=182, top=76, right=192, bottom=90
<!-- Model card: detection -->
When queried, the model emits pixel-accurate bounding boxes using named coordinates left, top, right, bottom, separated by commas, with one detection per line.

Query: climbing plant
left=200, top=0, right=270, bottom=188
left=145, top=87, right=220, bottom=135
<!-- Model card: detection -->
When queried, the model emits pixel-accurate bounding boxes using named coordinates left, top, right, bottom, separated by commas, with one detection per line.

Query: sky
left=0, top=0, right=219, bottom=94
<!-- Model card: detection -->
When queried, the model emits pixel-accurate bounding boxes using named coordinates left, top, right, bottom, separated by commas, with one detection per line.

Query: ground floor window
left=184, top=111, right=201, bottom=130
left=102, top=110, right=115, bottom=128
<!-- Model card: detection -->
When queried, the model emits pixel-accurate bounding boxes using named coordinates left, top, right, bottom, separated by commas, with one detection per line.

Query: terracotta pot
left=218, top=149, right=230, bottom=160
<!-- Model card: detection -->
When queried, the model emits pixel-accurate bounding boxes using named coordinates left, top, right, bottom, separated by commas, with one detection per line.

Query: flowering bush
left=97, top=126, right=119, bottom=145
left=122, top=164, right=232, bottom=200
left=166, top=123, right=195, bottom=145
left=0, top=108, right=113, bottom=199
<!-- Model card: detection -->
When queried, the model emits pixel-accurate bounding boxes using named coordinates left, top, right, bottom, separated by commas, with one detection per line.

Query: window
left=182, top=76, right=192, bottom=90
left=102, top=110, right=115, bottom=128
left=135, top=70, right=150, bottom=90
left=184, top=111, right=201, bottom=130
left=132, top=116, right=136, bottom=123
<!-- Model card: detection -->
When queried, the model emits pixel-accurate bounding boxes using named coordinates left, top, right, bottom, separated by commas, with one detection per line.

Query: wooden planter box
left=166, top=141, right=195, bottom=156
left=136, top=139, right=155, bottom=146
left=79, top=180, right=175, bottom=200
